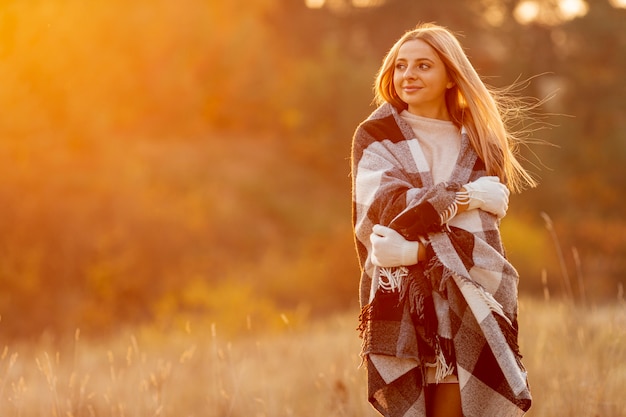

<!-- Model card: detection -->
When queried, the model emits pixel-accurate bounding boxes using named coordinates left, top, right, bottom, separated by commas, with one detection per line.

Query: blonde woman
left=352, top=23, right=534, bottom=417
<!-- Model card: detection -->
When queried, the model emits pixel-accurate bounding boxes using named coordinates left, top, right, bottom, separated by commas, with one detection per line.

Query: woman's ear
left=446, top=81, right=455, bottom=89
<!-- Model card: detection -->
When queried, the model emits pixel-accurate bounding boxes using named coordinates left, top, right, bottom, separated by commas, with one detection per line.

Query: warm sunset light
left=0, top=1, right=624, bottom=415
left=559, top=0, right=589, bottom=19
left=514, top=0, right=589, bottom=25
left=514, top=0, right=540, bottom=24
left=305, top=0, right=325, bottom=8
left=352, top=0, right=386, bottom=7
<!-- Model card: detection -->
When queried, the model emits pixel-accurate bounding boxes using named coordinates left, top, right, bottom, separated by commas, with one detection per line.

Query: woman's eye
left=395, top=63, right=406, bottom=70
left=419, top=63, right=430, bottom=70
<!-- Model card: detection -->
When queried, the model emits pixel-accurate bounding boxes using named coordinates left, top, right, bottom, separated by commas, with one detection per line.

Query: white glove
left=369, top=224, right=419, bottom=267
left=463, top=176, right=510, bottom=218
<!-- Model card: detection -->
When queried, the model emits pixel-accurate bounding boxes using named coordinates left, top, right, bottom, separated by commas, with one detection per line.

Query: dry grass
left=0, top=297, right=624, bottom=417
left=518, top=298, right=626, bottom=417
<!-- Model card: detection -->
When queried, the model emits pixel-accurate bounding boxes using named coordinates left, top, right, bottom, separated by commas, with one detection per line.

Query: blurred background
left=0, top=0, right=624, bottom=340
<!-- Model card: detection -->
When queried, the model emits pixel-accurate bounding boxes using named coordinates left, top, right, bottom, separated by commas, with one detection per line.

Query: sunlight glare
left=515, top=0, right=590, bottom=24
left=559, top=0, right=588, bottom=19
left=352, top=0, right=385, bottom=7
left=609, top=0, right=626, bottom=8
left=305, top=0, right=325, bottom=8
left=514, top=1, right=540, bottom=24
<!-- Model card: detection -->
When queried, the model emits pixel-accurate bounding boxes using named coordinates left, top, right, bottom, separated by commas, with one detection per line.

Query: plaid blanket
left=351, top=103, right=531, bottom=417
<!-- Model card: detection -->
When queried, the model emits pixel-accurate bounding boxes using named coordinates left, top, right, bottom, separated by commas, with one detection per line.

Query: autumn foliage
left=0, top=0, right=624, bottom=339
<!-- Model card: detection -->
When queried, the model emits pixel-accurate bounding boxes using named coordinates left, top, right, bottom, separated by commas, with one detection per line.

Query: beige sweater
left=399, top=110, right=462, bottom=384
left=399, top=110, right=461, bottom=184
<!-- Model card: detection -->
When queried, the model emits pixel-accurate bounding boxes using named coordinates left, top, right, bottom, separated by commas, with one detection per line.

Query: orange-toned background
left=0, top=0, right=624, bottom=339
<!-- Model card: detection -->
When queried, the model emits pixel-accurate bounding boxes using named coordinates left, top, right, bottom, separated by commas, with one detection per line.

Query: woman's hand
left=370, top=225, right=420, bottom=267
left=462, top=176, right=510, bottom=218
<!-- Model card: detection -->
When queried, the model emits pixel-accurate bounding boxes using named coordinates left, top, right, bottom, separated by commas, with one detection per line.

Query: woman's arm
left=390, top=176, right=510, bottom=241
left=371, top=176, right=510, bottom=268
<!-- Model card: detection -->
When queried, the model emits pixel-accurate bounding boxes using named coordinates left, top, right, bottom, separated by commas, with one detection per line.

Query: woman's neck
left=406, top=105, right=451, bottom=121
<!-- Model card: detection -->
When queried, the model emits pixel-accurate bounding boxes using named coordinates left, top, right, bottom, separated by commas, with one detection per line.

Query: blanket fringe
left=457, top=273, right=526, bottom=370
left=357, top=302, right=373, bottom=368
left=495, top=313, right=525, bottom=366
left=439, top=200, right=459, bottom=226
left=424, top=256, right=453, bottom=294
left=429, top=253, right=513, bottom=328
left=357, top=302, right=373, bottom=340
left=399, top=272, right=424, bottom=319
left=378, top=266, right=408, bottom=293
left=434, top=338, right=455, bottom=382
left=471, top=281, right=512, bottom=326
left=399, top=266, right=438, bottom=338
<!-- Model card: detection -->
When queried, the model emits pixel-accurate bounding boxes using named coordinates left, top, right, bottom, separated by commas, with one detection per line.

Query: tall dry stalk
left=541, top=212, right=575, bottom=302
left=541, top=268, right=550, bottom=301
left=572, top=247, right=587, bottom=308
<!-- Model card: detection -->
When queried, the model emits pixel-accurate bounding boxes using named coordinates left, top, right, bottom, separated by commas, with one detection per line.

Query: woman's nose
left=403, top=67, right=416, bottom=80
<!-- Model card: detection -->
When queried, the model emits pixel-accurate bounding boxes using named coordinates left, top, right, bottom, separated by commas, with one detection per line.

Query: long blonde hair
left=374, top=23, right=537, bottom=193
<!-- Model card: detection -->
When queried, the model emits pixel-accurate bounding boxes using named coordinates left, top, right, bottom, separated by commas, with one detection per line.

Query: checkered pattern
left=352, top=103, right=531, bottom=416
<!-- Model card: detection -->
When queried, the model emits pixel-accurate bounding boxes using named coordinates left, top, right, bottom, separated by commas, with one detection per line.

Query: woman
left=352, top=23, right=534, bottom=417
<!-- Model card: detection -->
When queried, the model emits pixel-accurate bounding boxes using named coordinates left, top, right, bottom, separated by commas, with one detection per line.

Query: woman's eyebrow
left=396, top=57, right=435, bottom=63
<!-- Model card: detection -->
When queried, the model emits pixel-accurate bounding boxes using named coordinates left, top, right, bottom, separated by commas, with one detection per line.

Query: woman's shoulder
left=360, top=102, right=397, bottom=125
left=355, top=103, right=408, bottom=144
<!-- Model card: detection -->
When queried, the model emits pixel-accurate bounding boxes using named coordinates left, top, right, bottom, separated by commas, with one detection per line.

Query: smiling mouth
left=403, top=86, right=422, bottom=92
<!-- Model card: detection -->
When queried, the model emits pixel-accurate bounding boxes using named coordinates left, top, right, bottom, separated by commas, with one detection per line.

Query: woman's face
left=393, top=39, right=452, bottom=120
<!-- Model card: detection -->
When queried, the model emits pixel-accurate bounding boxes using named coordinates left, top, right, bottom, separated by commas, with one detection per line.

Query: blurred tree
left=0, top=0, right=624, bottom=339
left=553, top=0, right=626, bottom=213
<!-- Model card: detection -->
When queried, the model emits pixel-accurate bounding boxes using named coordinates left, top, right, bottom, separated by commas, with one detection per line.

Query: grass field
left=0, top=297, right=624, bottom=417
